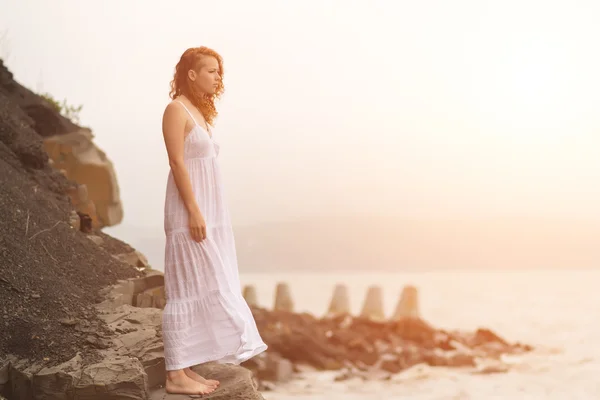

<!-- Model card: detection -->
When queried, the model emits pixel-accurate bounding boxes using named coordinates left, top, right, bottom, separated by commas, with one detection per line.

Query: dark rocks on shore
left=248, top=307, right=532, bottom=381
left=2, top=272, right=267, bottom=400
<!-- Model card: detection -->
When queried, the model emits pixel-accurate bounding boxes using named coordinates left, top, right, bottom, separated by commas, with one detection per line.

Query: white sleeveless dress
left=161, top=100, right=267, bottom=371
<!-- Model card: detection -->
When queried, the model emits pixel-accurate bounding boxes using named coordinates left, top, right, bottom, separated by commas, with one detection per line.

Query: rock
left=31, top=353, right=83, bottom=399
left=433, top=332, right=455, bottom=351
left=345, top=337, right=378, bottom=366
left=140, top=349, right=166, bottom=390
left=78, top=212, right=93, bottom=233
left=243, top=285, right=258, bottom=307
left=189, top=362, right=264, bottom=400
left=393, top=317, right=438, bottom=347
left=337, top=314, right=353, bottom=330
left=423, top=349, right=476, bottom=368
left=114, top=250, right=150, bottom=270
left=142, top=270, right=165, bottom=288
left=471, top=328, right=509, bottom=347
left=472, top=360, right=510, bottom=374
left=258, top=381, right=276, bottom=391
left=97, top=281, right=136, bottom=310
left=103, top=271, right=163, bottom=300
left=74, top=355, right=148, bottom=399
left=6, top=357, right=46, bottom=400
left=85, top=335, right=112, bottom=349
left=2, top=71, right=80, bottom=139
left=325, top=284, right=351, bottom=318
left=100, top=303, right=163, bottom=327
left=97, top=271, right=163, bottom=310
left=359, top=285, right=385, bottom=321
left=3, top=306, right=264, bottom=399
left=473, top=341, right=509, bottom=359
left=135, top=286, right=166, bottom=309
left=100, top=270, right=166, bottom=311
left=273, top=282, right=294, bottom=312
left=263, top=329, right=344, bottom=370
left=334, top=365, right=392, bottom=382
left=66, top=184, right=99, bottom=229
left=135, top=292, right=153, bottom=308
left=116, top=327, right=162, bottom=386
left=43, top=129, right=123, bottom=228
left=58, top=317, right=77, bottom=326
left=293, top=364, right=318, bottom=374
left=75, top=183, right=89, bottom=202
left=251, top=290, right=531, bottom=377
left=379, top=357, right=405, bottom=374
left=149, top=362, right=264, bottom=400
left=86, top=234, right=104, bottom=246
left=0, top=357, right=11, bottom=396
left=333, top=369, right=357, bottom=382
left=392, top=285, right=419, bottom=320
left=396, top=344, right=428, bottom=368
left=451, top=328, right=514, bottom=359
left=68, top=210, right=80, bottom=230
left=249, top=353, right=293, bottom=383
left=98, top=303, right=165, bottom=387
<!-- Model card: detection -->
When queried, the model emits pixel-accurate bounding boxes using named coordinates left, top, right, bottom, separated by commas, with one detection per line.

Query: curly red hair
left=169, top=46, right=224, bottom=125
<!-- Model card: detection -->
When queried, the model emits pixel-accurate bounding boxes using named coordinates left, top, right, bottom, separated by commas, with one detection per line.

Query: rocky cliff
left=0, top=59, right=122, bottom=229
left=0, top=59, right=264, bottom=400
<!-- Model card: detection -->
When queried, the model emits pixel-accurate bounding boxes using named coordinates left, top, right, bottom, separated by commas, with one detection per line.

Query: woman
left=161, top=46, right=268, bottom=396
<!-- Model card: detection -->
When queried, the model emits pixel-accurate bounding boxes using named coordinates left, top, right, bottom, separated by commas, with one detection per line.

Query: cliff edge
left=0, top=59, right=122, bottom=228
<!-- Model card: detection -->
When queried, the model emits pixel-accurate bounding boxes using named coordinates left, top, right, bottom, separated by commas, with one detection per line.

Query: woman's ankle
left=166, top=368, right=186, bottom=380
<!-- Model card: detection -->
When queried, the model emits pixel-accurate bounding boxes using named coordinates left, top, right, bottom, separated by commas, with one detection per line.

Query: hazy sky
left=2, top=0, right=600, bottom=242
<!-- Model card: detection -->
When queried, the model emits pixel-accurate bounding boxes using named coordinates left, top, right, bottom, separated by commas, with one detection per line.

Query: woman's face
left=188, top=56, right=221, bottom=95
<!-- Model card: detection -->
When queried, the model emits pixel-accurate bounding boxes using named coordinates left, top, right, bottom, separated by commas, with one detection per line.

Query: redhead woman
left=160, top=46, right=267, bottom=395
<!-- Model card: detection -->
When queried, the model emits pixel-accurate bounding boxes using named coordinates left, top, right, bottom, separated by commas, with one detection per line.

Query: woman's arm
left=162, top=102, right=206, bottom=241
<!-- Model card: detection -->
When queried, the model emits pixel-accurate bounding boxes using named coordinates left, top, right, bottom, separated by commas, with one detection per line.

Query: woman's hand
left=189, top=210, right=207, bottom=242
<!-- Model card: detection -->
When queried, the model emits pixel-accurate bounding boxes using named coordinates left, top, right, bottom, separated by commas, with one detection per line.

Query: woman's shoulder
left=163, top=98, right=186, bottom=118
left=162, top=102, right=191, bottom=134
left=165, top=96, right=184, bottom=109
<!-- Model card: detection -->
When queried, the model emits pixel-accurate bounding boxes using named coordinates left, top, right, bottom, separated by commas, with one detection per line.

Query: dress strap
left=175, top=100, right=198, bottom=125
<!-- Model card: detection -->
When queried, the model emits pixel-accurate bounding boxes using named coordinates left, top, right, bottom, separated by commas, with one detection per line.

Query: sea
left=238, top=269, right=600, bottom=400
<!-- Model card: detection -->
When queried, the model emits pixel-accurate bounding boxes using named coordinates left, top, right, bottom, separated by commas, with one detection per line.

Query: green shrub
left=39, top=92, right=83, bottom=124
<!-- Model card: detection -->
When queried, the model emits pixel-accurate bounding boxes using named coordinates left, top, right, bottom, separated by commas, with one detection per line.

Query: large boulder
left=44, top=129, right=123, bottom=228
left=73, top=354, right=148, bottom=400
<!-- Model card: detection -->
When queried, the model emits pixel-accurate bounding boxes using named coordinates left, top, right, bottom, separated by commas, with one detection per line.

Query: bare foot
left=166, top=370, right=216, bottom=395
left=184, top=367, right=220, bottom=387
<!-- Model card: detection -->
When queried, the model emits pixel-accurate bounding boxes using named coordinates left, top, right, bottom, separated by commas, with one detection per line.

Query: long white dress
left=161, top=100, right=267, bottom=371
